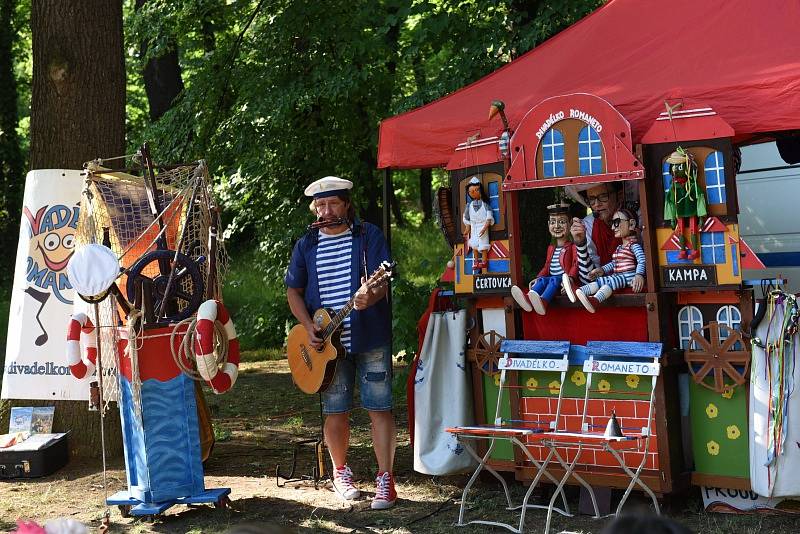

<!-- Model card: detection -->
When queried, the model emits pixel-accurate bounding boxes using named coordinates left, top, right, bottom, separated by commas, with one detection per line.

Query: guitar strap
left=358, top=222, right=368, bottom=281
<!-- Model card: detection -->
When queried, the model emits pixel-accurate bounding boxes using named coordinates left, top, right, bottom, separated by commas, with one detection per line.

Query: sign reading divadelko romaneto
left=473, top=274, right=512, bottom=294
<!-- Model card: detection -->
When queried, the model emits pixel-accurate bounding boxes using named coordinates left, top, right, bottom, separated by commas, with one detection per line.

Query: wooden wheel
left=685, top=321, right=750, bottom=392
left=473, top=330, right=505, bottom=375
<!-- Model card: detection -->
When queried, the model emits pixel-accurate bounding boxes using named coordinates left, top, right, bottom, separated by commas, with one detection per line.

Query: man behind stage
left=570, top=182, right=623, bottom=283
left=285, top=176, right=397, bottom=510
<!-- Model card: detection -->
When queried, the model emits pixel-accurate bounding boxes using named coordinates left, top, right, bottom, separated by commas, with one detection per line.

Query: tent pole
left=382, top=168, right=392, bottom=250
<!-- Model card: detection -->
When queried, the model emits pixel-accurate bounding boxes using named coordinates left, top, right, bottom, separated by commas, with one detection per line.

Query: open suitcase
left=0, top=433, right=69, bottom=479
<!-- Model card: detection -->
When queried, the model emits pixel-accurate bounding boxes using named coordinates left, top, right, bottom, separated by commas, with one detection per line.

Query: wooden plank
left=587, top=340, right=663, bottom=358
left=506, top=191, right=524, bottom=287
left=500, top=340, right=570, bottom=356
left=691, top=472, right=751, bottom=491
left=637, top=169, right=657, bottom=294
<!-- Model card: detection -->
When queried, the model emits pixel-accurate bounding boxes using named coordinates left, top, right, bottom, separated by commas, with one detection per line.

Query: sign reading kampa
left=583, top=359, right=659, bottom=376
left=473, top=274, right=511, bottom=294
left=662, top=265, right=717, bottom=287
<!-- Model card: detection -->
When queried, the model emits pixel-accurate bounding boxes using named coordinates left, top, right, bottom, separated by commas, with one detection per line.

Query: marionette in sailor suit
left=563, top=207, right=646, bottom=313
left=510, top=202, right=578, bottom=315
left=664, top=147, right=707, bottom=260
left=462, top=176, right=494, bottom=273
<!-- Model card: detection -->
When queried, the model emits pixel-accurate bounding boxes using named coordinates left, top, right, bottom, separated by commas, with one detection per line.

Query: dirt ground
left=1, top=360, right=799, bottom=533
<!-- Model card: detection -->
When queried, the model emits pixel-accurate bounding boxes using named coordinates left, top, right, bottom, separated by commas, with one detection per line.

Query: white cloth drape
left=413, top=309, right=476, bottom=475
left=750, top=301, right=800, bottom=497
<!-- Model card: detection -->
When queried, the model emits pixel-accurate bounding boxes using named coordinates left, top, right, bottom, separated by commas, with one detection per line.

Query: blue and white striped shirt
left=549, top=247, right=565, bottom=276
left=316, top=230, right=353, bottom=350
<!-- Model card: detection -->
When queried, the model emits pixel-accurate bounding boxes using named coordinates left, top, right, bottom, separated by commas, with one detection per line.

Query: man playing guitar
left=285, top=176, right=397, bottom=510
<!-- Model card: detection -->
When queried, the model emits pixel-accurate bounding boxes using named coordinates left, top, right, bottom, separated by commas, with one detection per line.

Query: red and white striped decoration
left=660, top=230, right=683, bottom=251
left=65, top=313, right=98, bottom=379
left=194, top=300, right=240, bottom=394
left=489, top=241, right=509, bottom=259
left=701, top=216, right=726, bottom=233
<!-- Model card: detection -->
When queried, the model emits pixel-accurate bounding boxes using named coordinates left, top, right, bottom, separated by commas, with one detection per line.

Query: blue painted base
left=107, top=487, right=231, bottom=516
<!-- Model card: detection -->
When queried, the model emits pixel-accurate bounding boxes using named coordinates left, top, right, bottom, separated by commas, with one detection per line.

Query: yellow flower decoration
left=625, top=374, right=640, bottom=389
left=707, top=440, right=720, bottom=456
left=721, top=386, right=735, bottom=399
left=548, top=380, right=560, bottom=394
left=727, top=425, right=741, bottom=440
left=597, top=379, right=611, bottom=394
left=571, top=370, right=586, bottom=387
left=706, top=403, right=718, bottom=419
left=493, top=373, right=501, bottom=387
left=526, top=377, right=539, bottom=391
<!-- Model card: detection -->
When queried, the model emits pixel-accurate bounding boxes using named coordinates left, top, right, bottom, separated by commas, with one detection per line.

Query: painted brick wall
left=520, top=397, right=659, bottom=471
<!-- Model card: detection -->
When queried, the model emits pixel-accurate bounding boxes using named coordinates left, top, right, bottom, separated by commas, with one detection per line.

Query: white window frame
left=679, top=305, right=704, bottom=349
left=701, top=231, right=726, bottom=264
left=716, top=305, right=742, bottom=348
left=578, top=126, right=603, bottom=175
left=704, top=151, right=726, bottom=204
left=542, top=128, right=565, bottom=178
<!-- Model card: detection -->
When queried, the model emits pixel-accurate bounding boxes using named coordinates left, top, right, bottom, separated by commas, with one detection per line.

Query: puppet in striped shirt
left=511, top=202, right=578, bottom=315
left=563, top=207, right=645, bottom=313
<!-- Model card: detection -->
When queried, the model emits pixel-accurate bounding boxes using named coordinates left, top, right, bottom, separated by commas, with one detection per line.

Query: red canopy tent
left=377, top=0, right=800, bottom=170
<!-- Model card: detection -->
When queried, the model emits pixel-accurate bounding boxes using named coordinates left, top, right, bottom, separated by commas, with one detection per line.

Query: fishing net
left=74, top=156, right=228, bottom=414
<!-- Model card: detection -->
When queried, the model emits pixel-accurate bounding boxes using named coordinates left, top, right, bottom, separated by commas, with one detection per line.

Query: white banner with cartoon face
left=2, top=170, right=90, bottom=400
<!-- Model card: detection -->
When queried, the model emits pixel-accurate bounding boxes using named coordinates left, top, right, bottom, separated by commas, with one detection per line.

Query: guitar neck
left=321, top=296, right=356, bottom=340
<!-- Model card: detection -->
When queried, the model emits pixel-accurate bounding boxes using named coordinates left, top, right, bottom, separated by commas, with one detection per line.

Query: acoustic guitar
left=286, top=261, right=395, bottom=394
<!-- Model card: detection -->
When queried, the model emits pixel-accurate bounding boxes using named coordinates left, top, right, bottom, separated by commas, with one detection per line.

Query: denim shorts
left=321, top=345, right=393, bottom=414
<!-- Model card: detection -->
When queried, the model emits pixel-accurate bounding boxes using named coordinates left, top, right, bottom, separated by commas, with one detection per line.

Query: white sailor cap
left=304, top=176, right=353, bottom=198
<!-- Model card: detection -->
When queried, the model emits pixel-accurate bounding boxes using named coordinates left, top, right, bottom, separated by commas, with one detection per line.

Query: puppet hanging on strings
left=462, top=176, right=494, bottom=273
left=664, top=147, right=707, bottom=260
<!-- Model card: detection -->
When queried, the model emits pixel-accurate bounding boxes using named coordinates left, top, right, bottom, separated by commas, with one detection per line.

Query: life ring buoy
left=66, top=313, right=98, bottom=379
left=194, top=300, right=240, bottom=394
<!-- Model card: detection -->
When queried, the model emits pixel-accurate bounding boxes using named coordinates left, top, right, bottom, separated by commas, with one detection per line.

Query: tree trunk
left=135, top=0, right=185, bottom=122
left=27, top=0, right=125, bottom=458
left=0, top=0, right=24, bottom=278
left=30, top=0, right=125, bottom=170
left=359, top=0, right=407, bottom=229
left=420, top=168, right=432, bottom=222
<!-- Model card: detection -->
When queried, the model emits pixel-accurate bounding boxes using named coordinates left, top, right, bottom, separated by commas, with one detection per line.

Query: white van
left=737, top=142, right=800, bottom=293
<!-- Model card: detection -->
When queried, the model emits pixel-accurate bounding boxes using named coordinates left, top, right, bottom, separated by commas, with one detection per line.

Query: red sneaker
left=371, top=471, right=397, bottom=510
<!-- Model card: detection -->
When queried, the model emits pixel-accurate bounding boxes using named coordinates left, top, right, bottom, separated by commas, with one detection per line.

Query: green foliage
left=0, top=0, right=26, bottom=283
left=3, top=0, right=601, bottom=368
left=121, top=0, right=601, bottom=287
left=223, top=248, right=292, bottom=351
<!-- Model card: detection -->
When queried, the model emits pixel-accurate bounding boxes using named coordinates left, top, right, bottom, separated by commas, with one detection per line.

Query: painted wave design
left=140, top=376, right=203, bottom=498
